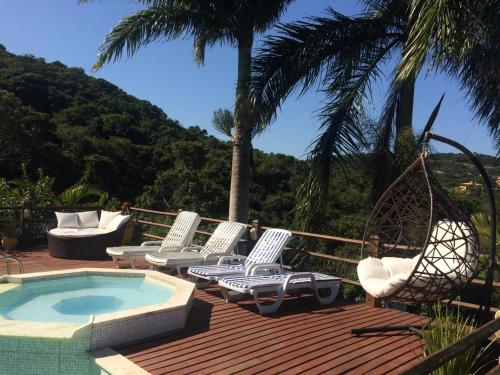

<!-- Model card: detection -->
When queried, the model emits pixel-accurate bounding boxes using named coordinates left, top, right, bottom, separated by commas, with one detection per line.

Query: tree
left=86, top=0, right=294, bottom=223
left=397, top=0, right=500, bottom=147
left=251, top=0, right=499, bottom=230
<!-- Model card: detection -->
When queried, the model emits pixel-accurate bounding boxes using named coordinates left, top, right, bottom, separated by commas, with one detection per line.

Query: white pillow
left=55, top=212, right=79, bottom=228
left=98, top=210, right=121, bottom=229
left=77, top=211, right=99, bottom=228
left=106, top=215, right=130, bottom=230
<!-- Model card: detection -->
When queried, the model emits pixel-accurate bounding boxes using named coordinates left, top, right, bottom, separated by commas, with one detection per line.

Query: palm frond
left=93, top=1, right=233, bottom=70
left=212, top=108, right=234, bottom=138
left=398, top=0, right=500, bottom=149
left=418, top=92, right=444, bottom=143
left=252, top=7, right=403, bottom=129
left=305, top=32, right=400, bottom=195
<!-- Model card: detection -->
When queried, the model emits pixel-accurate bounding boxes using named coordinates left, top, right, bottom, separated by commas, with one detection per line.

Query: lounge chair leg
left=112, top=256, right=126, bottom=269
left=175, top=265, right=183, bottom=276
left=220, top=287, right=247, bottom=303
left=315, top=282, right=341, bottom=305
left=253, top=287, right=284, bottom=314
left=189, top=275, right=211, bottom=289
left=130, top=258, right=136, bottom=269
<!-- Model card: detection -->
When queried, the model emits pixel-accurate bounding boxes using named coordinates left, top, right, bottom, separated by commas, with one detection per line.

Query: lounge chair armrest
left=181, top=246, right=202, bottom=253
left=141, top=241, right=162, bottom=246
left=218, top=255, right=247, bottom=265
left=158, top=245, right=185, bottom=253
left=203, top=252, right=228, bottom=262
left=283, top=272, right=315, bottom=289
left=247, top=263, right=282, bottom=276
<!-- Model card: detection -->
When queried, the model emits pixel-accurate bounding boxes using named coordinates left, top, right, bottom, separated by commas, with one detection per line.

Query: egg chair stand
left=352, top=132, right=496, bottom=336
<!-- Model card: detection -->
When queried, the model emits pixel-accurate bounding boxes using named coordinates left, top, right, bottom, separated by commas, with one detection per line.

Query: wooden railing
left=1, top=203, right=496, bottom=311
left=129, top=207, right=499, bottom=313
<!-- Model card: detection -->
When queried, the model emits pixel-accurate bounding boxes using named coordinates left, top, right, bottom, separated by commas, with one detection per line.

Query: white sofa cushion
left=49, top=228, right=112, bottom=238
left=55, top=212, right=79, bottom=228
left=77, top=211, right=99, bottom=228
left=106, top=214, right=130, bottom=230
left=98, top=210, right=121, bottom=229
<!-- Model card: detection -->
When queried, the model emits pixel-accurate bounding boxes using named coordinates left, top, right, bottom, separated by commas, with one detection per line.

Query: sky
left=0, top=0, right=497, bottom=158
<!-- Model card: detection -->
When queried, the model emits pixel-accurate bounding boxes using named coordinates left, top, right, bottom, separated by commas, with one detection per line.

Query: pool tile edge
left=90, top=348, right=150, bottom=375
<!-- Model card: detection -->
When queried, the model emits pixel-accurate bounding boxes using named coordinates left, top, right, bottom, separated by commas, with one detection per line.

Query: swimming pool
left=0, top=268, right=195, bottom=375
left=0, top=274, right=173, bottom=323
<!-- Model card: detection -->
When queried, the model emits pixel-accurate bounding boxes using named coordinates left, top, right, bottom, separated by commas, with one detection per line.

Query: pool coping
left=91, top=348, right=151, bottom=375
left=0, top=268, right=195, bottom=349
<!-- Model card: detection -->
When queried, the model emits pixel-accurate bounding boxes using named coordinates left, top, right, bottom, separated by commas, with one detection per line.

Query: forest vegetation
left=0, top=45, right=498, bottom=240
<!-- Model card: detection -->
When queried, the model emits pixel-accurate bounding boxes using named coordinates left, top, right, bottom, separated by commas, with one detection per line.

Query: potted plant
left=1, top=211, right=20, bottom=252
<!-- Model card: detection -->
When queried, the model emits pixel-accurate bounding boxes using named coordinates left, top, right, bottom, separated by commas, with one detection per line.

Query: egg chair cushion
left=415, top=220, right=477, bottom=282
left=357, top=256, right=415, bottom=298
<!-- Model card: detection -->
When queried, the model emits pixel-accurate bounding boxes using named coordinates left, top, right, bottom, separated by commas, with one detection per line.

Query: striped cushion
left=188, top=264, right=246, bottom=277
left=221, top=272, right=341, bottom=290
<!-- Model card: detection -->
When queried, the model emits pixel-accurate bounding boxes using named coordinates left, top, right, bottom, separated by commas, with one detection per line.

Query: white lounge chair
left=218, top=265, right=342, bottom=314
left=146, top=221, right=247, bottom=275
left=106, top=211, right=201, bottom=268
left=187, top=228, right=292, bottom=286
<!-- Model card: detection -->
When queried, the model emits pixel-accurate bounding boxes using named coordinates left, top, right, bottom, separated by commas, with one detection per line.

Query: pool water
left=0, top=275, right=173, bottom=323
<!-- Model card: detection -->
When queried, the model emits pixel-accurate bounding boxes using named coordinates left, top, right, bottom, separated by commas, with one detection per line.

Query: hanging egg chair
left=353, top=132, right=496, bottom=336
left=357, top=153, right=480, bottom=304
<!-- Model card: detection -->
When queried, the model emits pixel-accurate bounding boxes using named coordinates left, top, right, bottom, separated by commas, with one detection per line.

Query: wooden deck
left=6, top=249, right=426, bottom=374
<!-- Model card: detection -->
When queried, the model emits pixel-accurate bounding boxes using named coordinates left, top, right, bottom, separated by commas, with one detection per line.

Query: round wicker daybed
left=47, top=219, right=128, bottom=260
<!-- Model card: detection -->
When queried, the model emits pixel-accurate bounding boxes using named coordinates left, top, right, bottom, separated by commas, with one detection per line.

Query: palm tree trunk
left=394, top=76, right=417, bottom=172
left=228, top=31, right=253, bottom=223
left=370, top=121, right=393, bottom=204
left=371, top=75, right=416, bottom=205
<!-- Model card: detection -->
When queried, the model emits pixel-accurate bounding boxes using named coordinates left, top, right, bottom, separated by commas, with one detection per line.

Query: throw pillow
left=77, top=211, right=99, bottom=228
left=55, top=212, right=79, bottom=228
left=106, top=215, right=131, bottom=230
left=98, top=210, right=121, bottom=229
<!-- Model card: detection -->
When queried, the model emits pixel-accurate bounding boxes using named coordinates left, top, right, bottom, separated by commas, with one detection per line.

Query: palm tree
left=85, top=0, right=293, bottom=223
left=397, top=0, right=500, bottom=145
left=251, top=0, right=499, bottom=230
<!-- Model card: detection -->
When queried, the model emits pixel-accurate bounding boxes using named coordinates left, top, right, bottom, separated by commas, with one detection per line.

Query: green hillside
left=0, top=45, right=497, bottom=236
left=431, top=153, right=499, bottom=189
left=0, top=44, right=307, bottom=227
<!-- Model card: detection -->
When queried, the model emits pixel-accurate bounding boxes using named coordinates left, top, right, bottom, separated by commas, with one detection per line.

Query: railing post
left=20, top=201, right=31, bottom=243
left=250, top=219, right=259, bottom=240
left=365, top=234, right=381, bottom=307
left=244, top=219, right=259, bottom=256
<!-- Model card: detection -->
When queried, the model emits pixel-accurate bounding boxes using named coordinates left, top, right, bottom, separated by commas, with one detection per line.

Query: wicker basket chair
left=353, top=133, right=496, bottom=335
left=358, top=153, right=480, bottom=304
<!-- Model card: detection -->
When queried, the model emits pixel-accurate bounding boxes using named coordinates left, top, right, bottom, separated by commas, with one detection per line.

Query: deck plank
left=6, top=249, right=426, bottom=374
